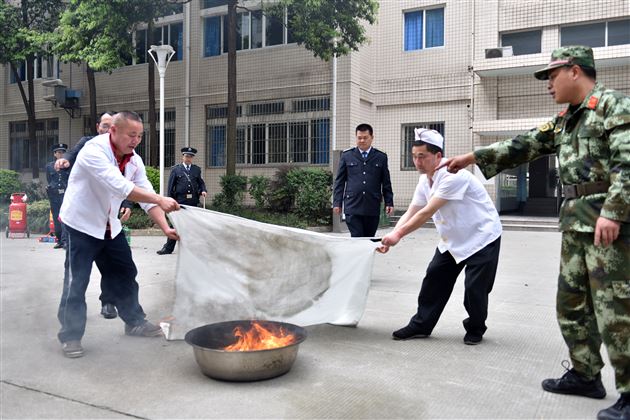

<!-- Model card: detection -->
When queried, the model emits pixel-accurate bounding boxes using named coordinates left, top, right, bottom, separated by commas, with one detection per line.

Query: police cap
left=52, top=143, right=68, bottom=152
left=181, top=146, right=197, bottom=156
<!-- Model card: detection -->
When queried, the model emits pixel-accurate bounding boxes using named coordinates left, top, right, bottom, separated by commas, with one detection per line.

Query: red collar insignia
left=587, top=96, right=599, bottom=110
left=558, top=109, right=568, bottom=117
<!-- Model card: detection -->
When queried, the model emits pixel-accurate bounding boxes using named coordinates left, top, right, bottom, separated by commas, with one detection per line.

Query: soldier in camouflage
left=440, top=46, right=629, bottom=420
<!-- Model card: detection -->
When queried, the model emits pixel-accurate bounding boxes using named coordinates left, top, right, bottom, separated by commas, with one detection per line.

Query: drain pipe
left=184, top=1, right=191, bottom=147
left=468, top=0, right=476, bottom=155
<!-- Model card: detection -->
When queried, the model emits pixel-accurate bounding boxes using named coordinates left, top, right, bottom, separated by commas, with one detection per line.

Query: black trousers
left=408, top=236, right=501, bottom=337
left=345, top=214, right=380, bottom=238
left=58, top=225, right=147, bottom=342
left=48, top=194, right=64, bottom=243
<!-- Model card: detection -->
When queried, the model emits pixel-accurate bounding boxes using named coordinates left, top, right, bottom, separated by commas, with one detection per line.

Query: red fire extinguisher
left=6, top=193, right=30, bottom=239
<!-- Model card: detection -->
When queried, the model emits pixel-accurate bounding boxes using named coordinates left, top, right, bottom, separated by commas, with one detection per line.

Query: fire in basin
left=185, top=320, right=307, bottom=381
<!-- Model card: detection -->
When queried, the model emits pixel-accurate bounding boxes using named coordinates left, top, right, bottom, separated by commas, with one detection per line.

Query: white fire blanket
left=162, top=206, right=380, bottom=340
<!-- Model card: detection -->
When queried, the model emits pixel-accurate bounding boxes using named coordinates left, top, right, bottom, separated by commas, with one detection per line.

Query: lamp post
left=148, top=44, right=175, bottom=196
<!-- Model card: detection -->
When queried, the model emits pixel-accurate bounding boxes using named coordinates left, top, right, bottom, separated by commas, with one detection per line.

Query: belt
left=562, top=181, right=610, bottom=199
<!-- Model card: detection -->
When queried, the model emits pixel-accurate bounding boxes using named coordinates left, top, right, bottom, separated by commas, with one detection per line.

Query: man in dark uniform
left=46, top=144, right=70, bottom=249
left=333, top=123, right=394, bottom=237
left=157, top=146, right=207, bottom=255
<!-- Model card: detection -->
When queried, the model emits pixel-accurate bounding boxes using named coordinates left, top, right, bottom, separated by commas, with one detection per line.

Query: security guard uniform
left=46, top=143, right=70, bottom=248
left=157, top=147, right=207, bottom=254
left=333, top=146, right=394, bottom=237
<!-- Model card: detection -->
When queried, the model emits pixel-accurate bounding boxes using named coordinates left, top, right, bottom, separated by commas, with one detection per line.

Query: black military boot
left=597, top=393, right=630, bottom=420
left=542, top=362, right=606, bottom=399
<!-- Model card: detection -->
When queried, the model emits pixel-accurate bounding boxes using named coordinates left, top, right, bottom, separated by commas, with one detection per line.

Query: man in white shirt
left=57, top=111, right=180, bottom=358
left=378, top=129, right=502, bottom=345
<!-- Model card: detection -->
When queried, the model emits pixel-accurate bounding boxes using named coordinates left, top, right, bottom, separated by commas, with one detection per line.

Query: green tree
left=55, top=0, right=140, bottom=132
left=55, top=0, right=187, bottom=165
left=0, top=0, right=63, bottom=180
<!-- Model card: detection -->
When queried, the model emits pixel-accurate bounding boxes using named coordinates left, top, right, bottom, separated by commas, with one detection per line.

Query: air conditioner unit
left=41, top=78, right=63, bottom=87
left=485, top=46, right=513, bottom=59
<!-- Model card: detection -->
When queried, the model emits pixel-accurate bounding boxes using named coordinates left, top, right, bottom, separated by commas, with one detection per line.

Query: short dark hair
left=412, top=140, right=442, bottom=155
left=97, top=112, right=114, bottom=124
left=579, top=65, right=597, bottom=80
left=113, top=111, right=143, bottom=125
left=355, top=123, right=373, bottom=136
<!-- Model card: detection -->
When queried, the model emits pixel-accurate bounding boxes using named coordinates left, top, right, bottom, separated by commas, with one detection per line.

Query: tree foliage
left=54, top=0, right=138, bottom=72
left=270, top=0, right=378, bottom=61
left=0, top=0, right=62, bottom=65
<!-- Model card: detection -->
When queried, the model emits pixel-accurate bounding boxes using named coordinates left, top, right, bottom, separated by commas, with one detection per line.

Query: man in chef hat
left=378, top=128, right=502, bottom=346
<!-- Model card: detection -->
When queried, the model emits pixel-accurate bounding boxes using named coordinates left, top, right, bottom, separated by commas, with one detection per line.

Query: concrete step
left=387, top=215, right=559, bottom=232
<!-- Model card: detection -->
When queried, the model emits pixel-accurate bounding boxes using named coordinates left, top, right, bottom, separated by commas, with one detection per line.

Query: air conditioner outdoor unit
left=41, top=78, right=63, bottom=87
left=485, top=46, right=513, bottom=59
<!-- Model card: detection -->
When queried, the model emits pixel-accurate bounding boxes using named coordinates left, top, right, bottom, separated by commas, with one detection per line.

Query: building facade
left=1, top=0, right=628, bottom=214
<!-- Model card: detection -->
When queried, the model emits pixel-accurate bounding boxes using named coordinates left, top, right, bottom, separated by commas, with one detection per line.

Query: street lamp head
left=148, top=45, right=176, bottom=76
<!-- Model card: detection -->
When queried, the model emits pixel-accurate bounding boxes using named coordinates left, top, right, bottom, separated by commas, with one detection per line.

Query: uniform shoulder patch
left=587, top=96, right=599, bottom=110
left=538, top=121, right=554, bottom=132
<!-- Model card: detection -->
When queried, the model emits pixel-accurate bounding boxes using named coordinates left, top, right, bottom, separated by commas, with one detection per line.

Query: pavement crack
left=1, top=380, right=149, bottom=419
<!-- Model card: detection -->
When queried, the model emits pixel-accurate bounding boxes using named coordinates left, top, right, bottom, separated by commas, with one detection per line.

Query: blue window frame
left=204, top=16, right=222, bottom=57
left=404, top=7, right=444, bottom=51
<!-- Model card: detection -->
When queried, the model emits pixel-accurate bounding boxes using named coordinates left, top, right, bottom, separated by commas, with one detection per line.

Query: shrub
left=248, top=175, right=269, bottom=208
left=0, top=170, right=22, bottom=203
left=267, top=166, right=296, bottom=213
left=145, top=166, right=160, bottom=193
left=123, top=206, right=155, bottom=229
left=21, top=181, right=47, bottom=202
left=212, top=174, right=248, bottom=210
left=26, top=199, right=52, bottom=234
left=286, top=168, right=332, bottom=223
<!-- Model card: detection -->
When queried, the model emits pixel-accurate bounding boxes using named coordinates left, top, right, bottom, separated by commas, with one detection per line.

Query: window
left=561, top=19, right=630, bottom=48
left=206, top=119, right=330, bottom=167
left=562, top=22, right=605, bottom=48
left=203, top=7, right=293, bottom=57
left=206, top=104, right=242, bottom=118
left=9, top=62, right=26, bottom=84
left=9, top=55, right=58, bottom=83
left=9, top=119, right=59, bottom=171
left=608, top=19, right=630, bottom=46
left=404, top=7, right=444, bottom=51
left=134, top=22, right=184, bottom=64
left=206, top=97, right=330, bottom=167
left=501, top=30, right=542, bottom=55
left=248, top=102, right=284, bottom=116
left=292, top=97, right=330, bottom=113
left=204, top=16, right=222, bottom=57
left=201, top=0, right=228, bottom=8
left=401, top=122, right=445, bottom=170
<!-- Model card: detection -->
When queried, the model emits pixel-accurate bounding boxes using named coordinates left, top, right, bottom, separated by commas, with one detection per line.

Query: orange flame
left=223, top=321, right=297, bottom=352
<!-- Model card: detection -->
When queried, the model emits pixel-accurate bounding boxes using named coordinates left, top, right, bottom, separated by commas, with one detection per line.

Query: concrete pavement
left=0, top=228, right=619, bottom=419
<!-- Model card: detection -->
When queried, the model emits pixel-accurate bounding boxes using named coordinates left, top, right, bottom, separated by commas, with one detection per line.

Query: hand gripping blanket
left=163, top=207, right=379, bottom=340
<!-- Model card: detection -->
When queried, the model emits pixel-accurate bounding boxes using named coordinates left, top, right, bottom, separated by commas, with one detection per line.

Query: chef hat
left=414, top=128, right=443, bottom=151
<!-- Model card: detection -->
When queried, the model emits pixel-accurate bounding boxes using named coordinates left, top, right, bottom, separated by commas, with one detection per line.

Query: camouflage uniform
left=474, top=46, right=630, bottom=394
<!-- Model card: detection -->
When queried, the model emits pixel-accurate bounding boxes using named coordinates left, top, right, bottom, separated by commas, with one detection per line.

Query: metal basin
left=184, top=320, right=307, bottom=382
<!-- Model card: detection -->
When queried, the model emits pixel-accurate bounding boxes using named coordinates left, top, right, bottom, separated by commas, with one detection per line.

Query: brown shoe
left=125, top=321, right=163, bottom=337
